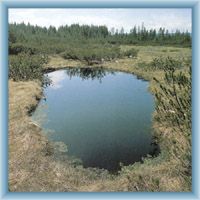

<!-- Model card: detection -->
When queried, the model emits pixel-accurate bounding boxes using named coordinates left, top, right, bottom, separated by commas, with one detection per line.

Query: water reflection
left=46, top=67, right=115, bottom=89
left=48, top=70, right=66, bottom=89
left=65, top=67, right=115, bottom=82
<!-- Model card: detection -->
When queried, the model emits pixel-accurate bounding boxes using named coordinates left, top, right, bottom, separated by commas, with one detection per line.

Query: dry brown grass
left=9, top=45, right=192, bottom=192
left=45, top=54, right=82, bottom=69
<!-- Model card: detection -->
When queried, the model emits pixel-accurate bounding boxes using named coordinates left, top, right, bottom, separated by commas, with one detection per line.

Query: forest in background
left=9, top=22, right=191, bottom=54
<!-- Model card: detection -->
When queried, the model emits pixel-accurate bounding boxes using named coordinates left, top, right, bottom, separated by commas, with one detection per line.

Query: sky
left=9, top=8, right=192, bottom=33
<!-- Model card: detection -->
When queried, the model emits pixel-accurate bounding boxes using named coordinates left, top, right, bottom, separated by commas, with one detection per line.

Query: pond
left=32, top=67, right=157, bottom=172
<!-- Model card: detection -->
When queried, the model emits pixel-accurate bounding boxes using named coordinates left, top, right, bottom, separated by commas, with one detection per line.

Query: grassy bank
left=9, top=45, right=191, bottom=191
left=45, top=45, right=190, bottom=80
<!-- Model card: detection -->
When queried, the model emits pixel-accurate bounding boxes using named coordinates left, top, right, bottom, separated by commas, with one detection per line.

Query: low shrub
left=9, top=53, right=49, bottom=82
left=9, top=43, right=38, bottom=55
left=61, top=45, right=139, bottom=65
left=153, top=59, right=191, bottom=136
left=151, top=57, right=183, bottom=70
left=123, top=48, right=139, bottom=58
left=137, top=57, right=182, bottom=72
left=60, top=44, right=122, bottom=65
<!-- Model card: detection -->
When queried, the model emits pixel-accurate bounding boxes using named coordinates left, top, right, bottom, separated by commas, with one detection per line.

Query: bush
left=9, top=53, right=49, bottom=82
left=123, top=48, right=139, bottom=58
left=153, top=58, right=191, bottom=180
left=150, top=57, right=183, bottom=71
left=60, top=44, right=122, bottom=65
left=137, top=62, right=149, bottom=71
left=138, top=57, right=183, bottom=71
left=153, top=58, right=191, bottom=136
left=137, top=57, right=182, bottom=72
left=9, top=43, right=38, bottom=55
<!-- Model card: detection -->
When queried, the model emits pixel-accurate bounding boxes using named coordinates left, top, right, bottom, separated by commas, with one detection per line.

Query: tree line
left=9, top=22, right=191, bottom=48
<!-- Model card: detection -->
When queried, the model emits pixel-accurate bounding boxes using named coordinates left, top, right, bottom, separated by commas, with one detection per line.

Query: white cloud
left=9, top=8, right=192, bottom=32
left=48, top=70, right=66, bottom=89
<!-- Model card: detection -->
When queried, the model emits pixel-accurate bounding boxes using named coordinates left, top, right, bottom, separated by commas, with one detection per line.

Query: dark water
left=32, top=67, right=156, bottom=172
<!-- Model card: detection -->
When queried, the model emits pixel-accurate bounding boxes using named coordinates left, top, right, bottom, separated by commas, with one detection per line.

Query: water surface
left=32, top=67, right=155, bottom=171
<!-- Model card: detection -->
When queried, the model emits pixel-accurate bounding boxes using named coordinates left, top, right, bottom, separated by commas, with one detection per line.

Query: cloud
left=48, top=70, right=66, bottom=89
left=8, top=8, right=192, bottom=32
